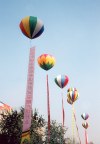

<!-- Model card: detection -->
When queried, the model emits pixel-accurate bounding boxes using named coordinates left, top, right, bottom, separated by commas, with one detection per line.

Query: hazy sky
left=0, top=0, right=100, bottom=143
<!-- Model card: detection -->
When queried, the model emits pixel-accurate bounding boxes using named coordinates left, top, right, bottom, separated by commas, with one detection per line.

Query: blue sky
left=0, top=0, right=100, bottom=143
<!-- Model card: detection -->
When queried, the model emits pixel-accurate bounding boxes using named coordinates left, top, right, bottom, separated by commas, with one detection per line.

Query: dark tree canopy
left=0, top=108, right=71, bottom=144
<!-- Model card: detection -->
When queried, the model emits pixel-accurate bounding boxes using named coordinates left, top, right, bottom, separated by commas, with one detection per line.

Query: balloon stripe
left=57, top=75, right=62, bottom=88
left=55, top=78, right=61, bottom=88
left=32, top=19, right=44, bottom=38
left=33, top=26, right=44, bottom=38
left=72, top=91, right=75, bottom=101
left=29, top=16, right=37, bottom=38
left=20, top=22, right=30, bottom=38
left=64, top=76, right=69, bottom=87
left=22, top=16, right=31, bottom=38
left=61, top=75, right=66, bottom=88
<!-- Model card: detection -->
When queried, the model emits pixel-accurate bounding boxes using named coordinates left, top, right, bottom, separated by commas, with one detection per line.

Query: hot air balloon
left=20, top=16, right=44, bottom=144
left=67, top=88, right=80, bottom=144
left=37, top=54, right=55, bottom=144
left=19, top=16, right=44, bottom=39
left=82, top=122, right=89, bottom=144
left=67, top=90, right=79, bottom=103
left=37, top=54, right=55, bottom=71
left=55, top=75, right=69, bottom=89
left=54, top=74, right=69, bottom=128
left=82, top=122, right=89, bottom=129
left=81, top=114, right=89, bottom=144
left=81, top=113, right=89, bottom=120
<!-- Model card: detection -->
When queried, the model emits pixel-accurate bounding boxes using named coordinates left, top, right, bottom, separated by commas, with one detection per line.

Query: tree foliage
left=45, top=120, right=67, bottom=144
left=0, top=108, right=71, bottom=144
left=0, top=108, right=45, bottom=144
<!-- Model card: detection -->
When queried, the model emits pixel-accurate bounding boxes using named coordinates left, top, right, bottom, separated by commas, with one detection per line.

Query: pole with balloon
left=54, top=75, right=69, bottom=127
left=67, top=96, right=81, bottom=144
left=67, top=88, right=79, bottom=144
left=37, top=54, right=55, bottom=144
left=81, top=113, right=89, bottom=144
left=19, top=16, right=44, bottom=144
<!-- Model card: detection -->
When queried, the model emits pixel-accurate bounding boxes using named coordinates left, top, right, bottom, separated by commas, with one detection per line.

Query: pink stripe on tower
left=22, top=47, right=35, bottom=132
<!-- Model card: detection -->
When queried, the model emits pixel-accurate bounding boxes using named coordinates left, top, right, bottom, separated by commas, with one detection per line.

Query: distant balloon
left=67, top=90, right=79, bottom=103
left=19, top=16, right=44, bottom=39
left=67, top=87, right=77, bottom=92
left=37, top=54, right=55, bottom=71
left=82, top=122, right=88, bottom=129
left=81, top=113, right=89, bottom=120
left=55, top=75, right=69, bottom=89
left=67, top=98, right=73, bottom=105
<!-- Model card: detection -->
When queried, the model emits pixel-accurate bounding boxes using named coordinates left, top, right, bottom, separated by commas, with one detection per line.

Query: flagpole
left=47, top=74, right=50, bottom=144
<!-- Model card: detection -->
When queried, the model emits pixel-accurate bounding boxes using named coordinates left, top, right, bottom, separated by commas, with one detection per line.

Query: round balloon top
left=55, top=75, right=69, bottom=89
left=19, top=16, right=44, bottom=39
left=82, top=122, right=88, bottom=129
left=37, top=54, right=55, bottom=71
left=81, top=113, right=89, bottom=120
left=67, top=87, right=77, bottom=92
left=67, top=90, right=79, bottom=103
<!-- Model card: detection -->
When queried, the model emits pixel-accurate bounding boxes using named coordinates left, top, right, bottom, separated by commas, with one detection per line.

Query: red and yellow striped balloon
left=19, top=16, right=44, bottom=39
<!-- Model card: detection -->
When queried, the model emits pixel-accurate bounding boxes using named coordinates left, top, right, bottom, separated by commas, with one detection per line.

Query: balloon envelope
left=37, top=54, right=55, bottom=71
left=67, top=90, right=79, bottom=102
left=19, top=16, right=44, bottom=39
left=55, top=75, right=69, bottom=89
left=67, top=98, right=73, bottom=105
left=81, top=113, right=89, bottom=120
left=82, top=122, right=88, bottom=129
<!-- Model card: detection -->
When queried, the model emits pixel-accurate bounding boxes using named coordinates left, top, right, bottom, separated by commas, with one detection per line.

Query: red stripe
left=64, top=76, right=69, bottom=87
left=85, top=130, right=88, bottom=144
left=62, top=97, right=65, bottom=127
left=47, top=74, right=50, bottom=143
left=19, top=22, right=30, bottom=38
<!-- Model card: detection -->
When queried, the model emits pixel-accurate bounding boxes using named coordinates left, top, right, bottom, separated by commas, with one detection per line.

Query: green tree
left=0, top=108, right=45, bottom=144
left=0, top=108, right=73, bottom=144
left=44, top=120, right=67, bottom=144
left=30, top=109, right=45, bottom=144
left=0, top=109, right=23, bottom=144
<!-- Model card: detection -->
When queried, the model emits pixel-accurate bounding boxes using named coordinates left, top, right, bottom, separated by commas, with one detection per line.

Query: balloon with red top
left=37, top=54, right=55, bottom=71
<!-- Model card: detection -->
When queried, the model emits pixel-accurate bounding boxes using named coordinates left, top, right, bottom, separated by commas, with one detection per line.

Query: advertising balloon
left=37, top=54, right=55, bottom=71
left=82, top=122, right=88, bottom=129
left=55, top=75, right=69, bottom=89
left=19, top=16, right=44, bottom=39
left=67, top=90, right=79, bottom=103
left=81, top=113, right=89, bottom=120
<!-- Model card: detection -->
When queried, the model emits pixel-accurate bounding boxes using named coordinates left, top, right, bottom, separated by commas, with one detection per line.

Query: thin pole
left=72, top=104, right=75, bottom=144
left=62, top=92, right=65, bottom=127
left=47, top=74, right=50, bottom=143
left=85, top=130, right=88, bottom=144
